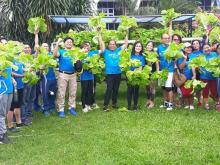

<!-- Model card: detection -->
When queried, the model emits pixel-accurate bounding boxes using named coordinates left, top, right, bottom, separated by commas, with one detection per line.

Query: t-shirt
left=200, top=52, right=218, bottom=80
left=189, top=50, right=202, bottom=60
left=177, top=57, right=193, bottom=80
left=46, top=52, right=56, bottom=80
left=103, top=47, right=122, bottom=74
left=0, top=67, right=13, bottom=94
left=13, top=60, right=25, bottom=89
left=80, top=50, right=100, bottom=81
left=130, top=54, right=145, bottom=71
left=58, top=49, right=74, bottom=73
left=157, top=44, right=168, bottom=71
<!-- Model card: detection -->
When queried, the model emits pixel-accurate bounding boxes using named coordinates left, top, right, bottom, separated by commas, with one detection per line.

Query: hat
left=184, top=42, right=192, bottom=48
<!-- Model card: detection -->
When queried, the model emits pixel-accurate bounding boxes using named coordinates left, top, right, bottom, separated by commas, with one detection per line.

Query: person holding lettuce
left=99, top=32, right=128, bottom=111
left=53, top=37, right=77, bottom=118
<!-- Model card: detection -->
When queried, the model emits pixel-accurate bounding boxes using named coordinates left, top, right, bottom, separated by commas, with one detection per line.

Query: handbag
left=173, top=62, right=187, bottom=87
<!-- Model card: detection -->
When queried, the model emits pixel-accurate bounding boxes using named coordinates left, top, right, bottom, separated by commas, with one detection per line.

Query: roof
left=48, top=14, right=195, bottom=24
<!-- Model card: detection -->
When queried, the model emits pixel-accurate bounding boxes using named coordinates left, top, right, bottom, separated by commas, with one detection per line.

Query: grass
left=1, top=81, right=220, bottom=165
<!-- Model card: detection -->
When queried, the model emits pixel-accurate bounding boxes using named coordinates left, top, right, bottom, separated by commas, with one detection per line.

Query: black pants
left=81, top=80, right=94, bottom=108
left=127, top=84, right=139, bottom=108
left=92, top=75, right=97, bottom=104
left=104, top=74, right=121, bottom=106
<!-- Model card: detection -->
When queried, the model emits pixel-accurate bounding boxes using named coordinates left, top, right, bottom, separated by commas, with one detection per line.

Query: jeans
left=127, top=84, right=139, bottom=108
left=33, top=80, right=41, bottom=111
left=21, top=84, right=36, bottom=122
left=41, top=75, right=57, bottom=112
left=217, top=77, right=220, bottom=97
left=104, top=74, right=121, bottom=106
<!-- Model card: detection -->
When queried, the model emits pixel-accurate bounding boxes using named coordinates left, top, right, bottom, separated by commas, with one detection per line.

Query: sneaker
left=69, top=108, right=77, bottom=116
left=0, top=134, right=11, bottom=144
left=189, top=105, right=194, bottom=110
left=160, top=101, right=168, bottom=108
left=92, top=104, right=99, bottom=109
left=58, top=111, right=65, bottom=118
left=82, top=107, right=88, bottom=113
left=23, top=119, right=32, bottom=126
left=7, top=127, right=20, bottom=133
left=43, top=111, right=50, bottom=117
left=184, top=105, right=189, bottom=109
left=166, top=103, right=173, bottom=111
left=103, top=106, right=109, bottom=112
left=205, top=104, right=210, bottom=111
left=85, top=105, right=91, bottom=111
left=16, top=123, right=25, bottom=128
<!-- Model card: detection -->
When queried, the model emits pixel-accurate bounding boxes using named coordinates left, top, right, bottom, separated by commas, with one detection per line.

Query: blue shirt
left=0, top=67, right=13, bottom=94
left=103, top=47, right=122, bottom=74
left=200, top=52, right=218, bottom=80
left=80, top=50, right=100, bottom=81
left=46, top=52, right=56, bottom=80
left=130, top=54, right=145, bottom=71
left=177, top=57, right=193, bottom=80
left=13, top=60, right=24, bottom=89
left=157, top=44, right=175, bottom=72
left=157, top=44, right=168, bottom=71
left=58, top=49, right=74, bottom=73
left=189, top=50, right=202, bottom=60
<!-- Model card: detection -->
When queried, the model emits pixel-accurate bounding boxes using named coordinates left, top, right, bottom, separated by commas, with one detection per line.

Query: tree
left=0, top=0, right=90, bottom=44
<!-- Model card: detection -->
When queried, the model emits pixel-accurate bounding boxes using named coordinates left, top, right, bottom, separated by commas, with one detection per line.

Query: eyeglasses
left=173, top=39, right=180, bottom=41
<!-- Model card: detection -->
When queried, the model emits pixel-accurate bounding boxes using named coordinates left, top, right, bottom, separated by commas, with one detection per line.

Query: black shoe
left=7, top=127, right=20, bottom=133
left=16, top=123, right=25, bottom=128
left=0, top=134, right=11, bottom=144
left=112, top=104, right=119, bottom=109
left=103, top=106, right=109, bottom=112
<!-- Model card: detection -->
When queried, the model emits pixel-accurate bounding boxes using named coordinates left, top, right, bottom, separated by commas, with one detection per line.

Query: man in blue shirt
left=99, top=33, right=128, bottom=111
left=157, top=33, right=175, bottom=110
left=0, top=67, right=15, bottom=144
left=53, top=37, right=77, bottom=117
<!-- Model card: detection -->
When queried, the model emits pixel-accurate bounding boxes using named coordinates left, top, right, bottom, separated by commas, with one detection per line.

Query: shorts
left=180, top=83, right=193, bottom=97
left=10, top=88, right=24, bottom=110
left=165, top=72, right=174, bottom=88
left=202, top=80, right=217, bottom=99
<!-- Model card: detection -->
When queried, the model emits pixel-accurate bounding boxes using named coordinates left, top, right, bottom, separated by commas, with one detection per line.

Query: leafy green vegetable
left=28, top=17, right=47, bottom=33
left=209, top=27, right=220, bottom=44
left=88, top=13, right=106, bottom=31
left=126, top=66, right=152, bottom=86
left=164, top=42, right=184, bottom=62
left=188, top=55, right=207, bottom=68
left=31, top=48, right=57, bottom=74
left=161, top=8, right=181, bottom=27
left=22, top=71, right=40, bottom=86
left=205, top=57, right=220, bottom=77
left=195, top=12, right=219, bottom=30
left=118, top=16, right=137, bottom=34
left=184, top=79, right=207, bottom=94
left=83, top=54, right=105, bottom=75
left=144, top=51, right=158, bottom=63
left=0, top=56, right=18, bottom=77
left=118, top=107, right=129, bottom=112
left=151, top=69, right=168, bottom=85
left=119, top=49, right=141, bottom=72
left=64, top=48, right=87, bottom=64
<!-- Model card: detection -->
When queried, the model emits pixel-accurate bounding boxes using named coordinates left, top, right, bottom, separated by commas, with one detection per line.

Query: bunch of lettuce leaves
left=28, top=17, right=47, bottom=33
left=184, top=79, right=207, bottom=94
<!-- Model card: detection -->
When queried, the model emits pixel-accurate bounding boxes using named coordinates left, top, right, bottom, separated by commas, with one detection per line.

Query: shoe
left=58, top=111, right=65, bottom=118
left=103, top=106, right=109, bottom=112
left=16, top=123, right=25, bottom=128
left=112, top=104, right=119, bottom=109
left=197, top=102, right=203, bottom=108
left=82, top=107, right=88, bottom=113
left=69, top=108, right=77, bottom=116
left=7, top=127, right=20, bottom=133
left=23, top=119, right=32, bottom=126
left=92, top=104, right=99, bottom=109
left=49, top=108, right=55, bottom=113
left=189, top=105, right=194, bottom=110
left=184, top=105, right=189, bottom=109
left=205, top=104, right=210, bottom=111
left=160, top=101, right=168, bottom=108
left=85, top=105, right=91, bottom=111
left=166, top=102, right=173, bottom=111
left=43, top=111, right=50, bottom=117
left=0, top=134, right=11, bottom=144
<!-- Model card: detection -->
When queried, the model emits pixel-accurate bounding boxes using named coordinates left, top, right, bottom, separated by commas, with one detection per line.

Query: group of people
left=0, top=30, right=220, bottom=144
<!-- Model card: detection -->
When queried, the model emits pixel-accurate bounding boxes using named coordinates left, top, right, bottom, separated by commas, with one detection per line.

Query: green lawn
left=1, top=82, right=220, bottom=165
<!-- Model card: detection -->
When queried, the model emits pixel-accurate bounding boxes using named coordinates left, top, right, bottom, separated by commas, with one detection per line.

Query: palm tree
left=0, top=0, right=90, bottom=43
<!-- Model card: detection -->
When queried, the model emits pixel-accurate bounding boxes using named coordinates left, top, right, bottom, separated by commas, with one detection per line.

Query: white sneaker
left=184, top=105, right=189, bottom=109
left=160, top=105, right=166, bottom=108
left=189, top=105, right=194, bottom=110
left=166, top=107, right=173, bottom=111
left=93, top=104, right=100, bottom=109
left=85, top=105, right=91, bottom=111
left=82, top=107, right=88, bottom=113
